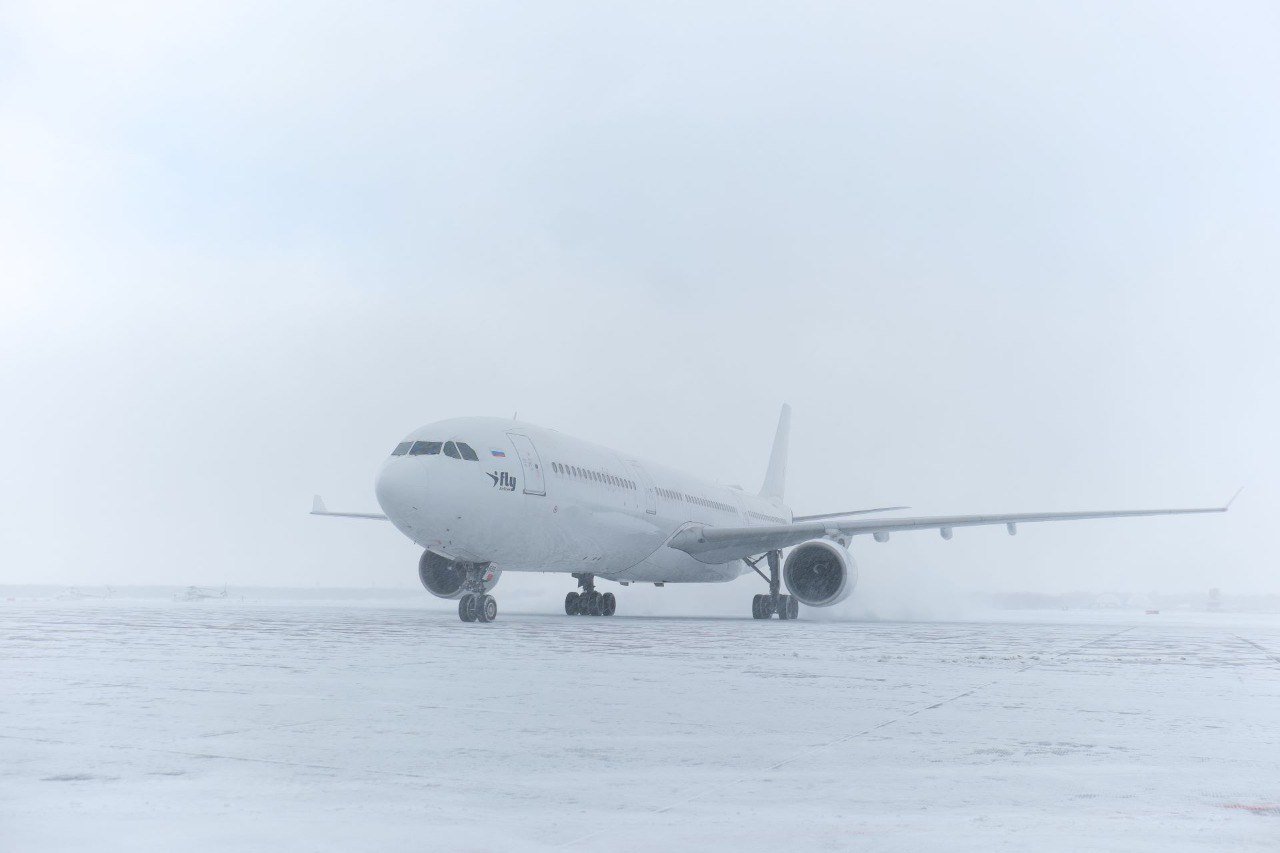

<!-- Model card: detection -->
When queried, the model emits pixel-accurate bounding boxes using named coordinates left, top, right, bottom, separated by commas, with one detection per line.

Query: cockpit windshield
left=401, top=439, right=479, bottom=461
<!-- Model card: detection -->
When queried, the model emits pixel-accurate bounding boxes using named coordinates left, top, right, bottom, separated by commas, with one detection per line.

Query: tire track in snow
left=0, top=733, right=443, bottom=783
left=557, top=624, right=1136, bottom=848
left=1233, top=635, right=1280, bottom=666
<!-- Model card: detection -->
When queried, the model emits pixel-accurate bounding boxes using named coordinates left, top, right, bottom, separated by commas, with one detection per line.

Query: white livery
left=313, top=406, right=1232, bottom=623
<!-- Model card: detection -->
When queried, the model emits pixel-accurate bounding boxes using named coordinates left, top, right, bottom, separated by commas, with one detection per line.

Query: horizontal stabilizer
left=310, top=494, right=388, bottom=521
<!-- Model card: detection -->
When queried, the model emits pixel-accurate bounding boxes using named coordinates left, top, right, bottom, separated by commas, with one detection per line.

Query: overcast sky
left=2, top=2, right=1276, bottom=598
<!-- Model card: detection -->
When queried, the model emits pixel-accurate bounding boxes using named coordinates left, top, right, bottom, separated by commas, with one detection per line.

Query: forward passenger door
left=506, top=433, right=546, bottom=496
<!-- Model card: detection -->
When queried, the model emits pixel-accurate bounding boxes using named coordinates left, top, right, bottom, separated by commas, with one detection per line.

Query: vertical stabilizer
left=759, top=404, right=791, bottom=502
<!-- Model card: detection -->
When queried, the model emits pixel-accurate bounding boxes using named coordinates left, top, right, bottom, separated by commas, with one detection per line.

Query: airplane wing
left=668, top=495, right=1237, bottom=564
left=792, top=506, right=910, bottom=522
left=310, top=495, right=388, bottom=521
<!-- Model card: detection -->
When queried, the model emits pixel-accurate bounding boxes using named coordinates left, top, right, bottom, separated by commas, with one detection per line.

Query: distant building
left=1094, top=593, right=1123, bottom=609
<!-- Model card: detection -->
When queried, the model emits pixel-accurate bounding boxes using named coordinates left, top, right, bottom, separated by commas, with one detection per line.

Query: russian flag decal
left=490, top=449, right=507, bottom=458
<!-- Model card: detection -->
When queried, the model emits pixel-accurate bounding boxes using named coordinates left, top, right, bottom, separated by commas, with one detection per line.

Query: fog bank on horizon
left=1, top=2, right=1275, bottom=594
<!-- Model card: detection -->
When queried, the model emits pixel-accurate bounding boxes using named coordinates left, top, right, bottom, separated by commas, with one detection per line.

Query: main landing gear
left=457, top=564, right=499, bottom=623
left=748, top=550, right=800, bottom=620
left=565, top=573, right=616, bottom=617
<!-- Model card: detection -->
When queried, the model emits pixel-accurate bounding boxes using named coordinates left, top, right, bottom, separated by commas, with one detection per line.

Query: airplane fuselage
left=374, top=417, right=792, bottom=583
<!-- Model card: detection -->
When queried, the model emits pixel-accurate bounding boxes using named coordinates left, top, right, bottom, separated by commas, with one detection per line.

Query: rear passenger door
left=506, top=433, right=546, bottom=496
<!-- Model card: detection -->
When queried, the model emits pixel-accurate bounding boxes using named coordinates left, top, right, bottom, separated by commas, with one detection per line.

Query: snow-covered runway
left=3, top=602, right=1278, bottom=851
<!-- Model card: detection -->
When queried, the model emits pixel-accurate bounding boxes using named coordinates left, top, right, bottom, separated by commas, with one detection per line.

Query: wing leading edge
left=669, top=495, right=1238, bottom=564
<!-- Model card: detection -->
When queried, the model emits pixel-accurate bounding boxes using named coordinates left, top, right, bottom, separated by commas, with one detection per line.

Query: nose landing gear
left=457, top=564, right=499, bottom=623
left=565, top=574, right=617, bottom=617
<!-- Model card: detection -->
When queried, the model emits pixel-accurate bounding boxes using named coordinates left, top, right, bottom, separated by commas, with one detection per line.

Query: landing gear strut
left=565, top=573, right=616, bottom=617
left=748, top=550, right=799, bottom=620
left=457, top=564, right=499, bottom=623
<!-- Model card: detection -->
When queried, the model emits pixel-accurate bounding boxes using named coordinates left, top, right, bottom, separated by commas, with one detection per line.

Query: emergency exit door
left=625, top=460, right=657, bottom=514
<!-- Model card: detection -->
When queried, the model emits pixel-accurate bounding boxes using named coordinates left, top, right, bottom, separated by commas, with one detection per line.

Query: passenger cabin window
left=456, top=442, right=479, bottom=461
left=409, top=441, right=442, bottom=456
left=391, top=442, right=412, bottom=456
left=443, top=441, right=461, bottom=459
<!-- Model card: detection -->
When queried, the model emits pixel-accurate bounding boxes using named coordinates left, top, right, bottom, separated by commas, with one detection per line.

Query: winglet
left=1225, top=487, right=1243, bottom=510
left=311, top=495, right=327, bottom=514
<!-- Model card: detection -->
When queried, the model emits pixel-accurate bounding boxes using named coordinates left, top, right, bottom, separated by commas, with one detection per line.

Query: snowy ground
left=3, top=601, right=1278, bottom=851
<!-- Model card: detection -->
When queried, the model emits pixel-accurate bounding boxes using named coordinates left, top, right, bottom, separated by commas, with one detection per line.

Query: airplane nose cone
left=375, top=460, right=425, bottom=531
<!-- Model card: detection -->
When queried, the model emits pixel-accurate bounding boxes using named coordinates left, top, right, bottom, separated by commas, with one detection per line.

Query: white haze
left=1, top=2, right=1277, bottom=598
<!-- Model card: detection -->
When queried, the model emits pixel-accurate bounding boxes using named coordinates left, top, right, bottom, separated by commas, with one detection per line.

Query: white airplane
left=313, top=406, right=1232, bottom=623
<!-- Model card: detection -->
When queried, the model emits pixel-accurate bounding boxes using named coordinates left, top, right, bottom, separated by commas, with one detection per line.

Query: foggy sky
left=2, top=1, right=1276, bottom=595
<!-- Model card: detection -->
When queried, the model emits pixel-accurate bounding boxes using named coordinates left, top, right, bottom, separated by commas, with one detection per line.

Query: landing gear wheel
left=787, top=596, right=800, bottom=620
left=776, top=595, right=792, bottom=620
left=565, top=591, right=581, bottom=616
left=601, top=592, right=616, bottom=616
left=458, top=593, right=477, bottom=622
left=751, top=594, right=766, bottom=619
left=477, top=594, right=497, bottom=623
left=585, top=590, right=603, bottom=616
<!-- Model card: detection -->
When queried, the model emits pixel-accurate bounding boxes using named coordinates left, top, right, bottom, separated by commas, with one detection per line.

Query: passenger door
left=625, top=460, right=658, bottom=514
left=506, top=433, right=546, bottom=496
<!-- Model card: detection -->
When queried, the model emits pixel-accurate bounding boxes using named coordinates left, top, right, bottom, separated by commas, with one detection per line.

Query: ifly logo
left=487, top=471, right=517, bottom=491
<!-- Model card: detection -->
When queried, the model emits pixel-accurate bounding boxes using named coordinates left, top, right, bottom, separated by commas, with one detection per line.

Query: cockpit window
left=391, top=442, right=412, bottom=456
left=443, top=441, right=461, bottom=459
left=409, top=441, right=442, bottom=456
left=456, top=442, right=479, bottom=461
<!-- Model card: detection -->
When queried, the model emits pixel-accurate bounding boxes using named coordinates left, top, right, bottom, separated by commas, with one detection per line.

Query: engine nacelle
left=417, top=551, right=500, bottom=599
left=783, top=539, right=857, bottom=607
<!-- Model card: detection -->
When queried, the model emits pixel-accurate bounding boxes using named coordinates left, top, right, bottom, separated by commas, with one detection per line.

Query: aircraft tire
left=585, top=591, right=603, bottom=616
left=777, top=595, right=792, bottom=620
left=565, top=592, right=581, bottom=615
left=787, top=596, right=800, bottom=620
left=751, top=594, right=765, bottom=619
left=478, top=595, right=497, bottom=623
left=601, top=592, right=616, bottom=616
left=459, top=594, right=477, bottom=622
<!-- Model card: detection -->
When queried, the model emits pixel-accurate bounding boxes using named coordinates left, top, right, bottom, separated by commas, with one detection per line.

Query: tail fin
left=759, top=404, right=791, bottom=502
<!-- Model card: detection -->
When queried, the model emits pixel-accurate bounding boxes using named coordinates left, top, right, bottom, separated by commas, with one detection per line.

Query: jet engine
left=417, top=551, right=500, bottom=599
left=782, top=539, right=857, bottom=607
